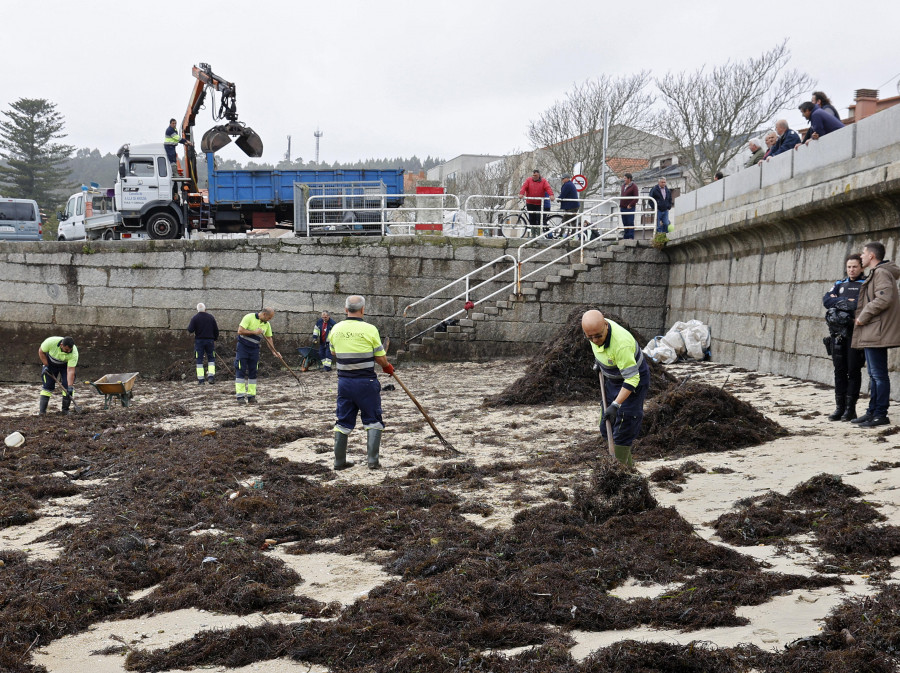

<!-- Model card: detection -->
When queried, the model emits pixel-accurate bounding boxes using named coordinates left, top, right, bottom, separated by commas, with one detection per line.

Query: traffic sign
left=572, top=174, right=588, bottom=192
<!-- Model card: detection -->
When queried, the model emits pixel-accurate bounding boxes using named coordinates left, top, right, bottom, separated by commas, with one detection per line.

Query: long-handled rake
left=390, top=372, right=461, bottom=455
left=263, top=339, right=306, bottom=392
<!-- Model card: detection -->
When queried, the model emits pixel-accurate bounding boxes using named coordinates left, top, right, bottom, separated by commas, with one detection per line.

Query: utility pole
left=314, top=128, right=323, bottom=164
left=284, top=135, right=291, bottom=163
left=600, top=104, right=610, bottom=198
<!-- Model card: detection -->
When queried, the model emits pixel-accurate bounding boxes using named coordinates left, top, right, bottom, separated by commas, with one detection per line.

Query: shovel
left=597, top=370, right=616, bottom=458
left=44, top=369, right=83, bottom=414
left=390, top=372, right=461, bottom=455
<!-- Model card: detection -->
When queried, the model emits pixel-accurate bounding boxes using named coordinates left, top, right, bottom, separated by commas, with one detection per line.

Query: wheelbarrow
left=296, top=347, right=322, bottom=372
left=91, top=372, right=139, bottom=409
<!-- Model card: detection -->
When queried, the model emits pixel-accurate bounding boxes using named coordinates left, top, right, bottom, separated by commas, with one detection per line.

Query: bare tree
left=447, top=152, right=530, bottom=224
left=656, top=41, right=814, bottom=188
left=527, top=73, right=661, bottom=197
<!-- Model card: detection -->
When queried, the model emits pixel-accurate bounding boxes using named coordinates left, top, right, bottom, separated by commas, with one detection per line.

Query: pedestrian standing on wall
left=649, top=178, right=673, bottom=234
left=619, top=173, right=639, bottom=240
left=851, top=242, right=900, bottom=428
left=519, top=169, right=555, bottom=235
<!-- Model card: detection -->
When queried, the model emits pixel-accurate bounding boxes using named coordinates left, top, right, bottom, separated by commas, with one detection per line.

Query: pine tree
left=0, top=98, right=74, bottom=207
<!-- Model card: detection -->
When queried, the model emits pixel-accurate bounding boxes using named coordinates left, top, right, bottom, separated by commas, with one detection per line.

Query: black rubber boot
left=827, top=392, right=845, bottom=421
left=367, top=429, right=382, bottom=469
left=61, top=394, right=72, bottom=415
left=39, top=395, right=49, bottom=415
left=841, top=396, right=858, bottom=422
left=333, top=432, right=355, bottom=470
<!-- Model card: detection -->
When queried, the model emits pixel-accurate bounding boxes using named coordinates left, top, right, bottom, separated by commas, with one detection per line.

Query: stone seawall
left=0, top=236, right=669, bottom=383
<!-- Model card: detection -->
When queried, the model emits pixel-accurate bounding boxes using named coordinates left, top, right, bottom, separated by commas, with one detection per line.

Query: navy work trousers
left=334, top=376, right=384, bottom=434
left=603, top=374, right=649, bottom=446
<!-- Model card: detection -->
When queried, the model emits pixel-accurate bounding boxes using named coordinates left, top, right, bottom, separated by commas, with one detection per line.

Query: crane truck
left=81, top=64, right=403, bottom=240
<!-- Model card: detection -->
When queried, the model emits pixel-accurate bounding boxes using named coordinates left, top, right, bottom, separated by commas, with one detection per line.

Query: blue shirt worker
left=313, top=311, right=337, bottom=371
left=582, top=309, right=650, bottom=467
left=38, top=336, right=78, bottom=415
left=328, top=295, right=394, bottom=470
left=164, top=118, right=191, bottom=171
left=235, top=308, right=280, bottom=404
left=188, top=303, right=220, bottom=385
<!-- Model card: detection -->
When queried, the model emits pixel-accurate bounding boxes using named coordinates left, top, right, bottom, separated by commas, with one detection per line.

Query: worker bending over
left=38, top=336, right=78, bottom=415
left=328, top=295, right=394, bottom=470
left=582, top=309, right=650, bottom=466
left=235, top=308, right=280, bottom=404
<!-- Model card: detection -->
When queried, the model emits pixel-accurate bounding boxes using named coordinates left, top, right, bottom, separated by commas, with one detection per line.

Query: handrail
left=305, top=192, right=460, bottom=236
left=402, top=254, right=518, bottom=342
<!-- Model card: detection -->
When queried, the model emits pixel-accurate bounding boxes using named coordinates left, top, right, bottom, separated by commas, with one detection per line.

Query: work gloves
left=601, top=401, right=621, bottom=427
left=382, top=363, right=395, bottom=376
left=65, top=386, right=74, bottom=397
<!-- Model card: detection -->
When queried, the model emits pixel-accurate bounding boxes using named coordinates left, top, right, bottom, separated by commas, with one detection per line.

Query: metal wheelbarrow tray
left=297, top=347, right=322, bottom=371
left=91, top=372, right=139, bottom=409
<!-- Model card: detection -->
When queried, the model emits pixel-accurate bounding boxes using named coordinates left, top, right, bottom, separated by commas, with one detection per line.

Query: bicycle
left=499, top=200, right=564, bottom=238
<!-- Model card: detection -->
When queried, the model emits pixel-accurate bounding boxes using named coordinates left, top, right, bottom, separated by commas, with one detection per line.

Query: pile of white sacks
left=643, top=320, right=712, bottom=364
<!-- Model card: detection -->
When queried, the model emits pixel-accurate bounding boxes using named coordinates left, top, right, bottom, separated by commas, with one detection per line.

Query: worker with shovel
left=235, top=308, right=280, bottom=404
left=328, top=295, right=394, bottom=470
left=582, top=310, right=649, bottom=467
left=38, top=336, right=78, bottom=415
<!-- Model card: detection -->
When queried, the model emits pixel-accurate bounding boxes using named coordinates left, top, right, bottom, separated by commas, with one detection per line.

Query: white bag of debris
left=443, top=211, right=475, bottom=237
left=643, top=336, right=679, bottom=364
left=643, top=320, right=711, bottom=363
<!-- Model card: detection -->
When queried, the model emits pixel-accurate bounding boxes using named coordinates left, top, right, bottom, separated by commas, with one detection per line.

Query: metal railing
left=401, top=196, right=657, bottom=344
left=304, top=192, right=460, bottom=237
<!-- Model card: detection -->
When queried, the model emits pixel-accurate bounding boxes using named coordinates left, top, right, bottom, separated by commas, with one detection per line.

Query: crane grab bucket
left=200, top=122, right=264, bottom=157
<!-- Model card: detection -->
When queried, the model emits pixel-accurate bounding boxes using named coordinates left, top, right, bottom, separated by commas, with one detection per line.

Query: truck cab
left=115, top=143, right=184, bottom=239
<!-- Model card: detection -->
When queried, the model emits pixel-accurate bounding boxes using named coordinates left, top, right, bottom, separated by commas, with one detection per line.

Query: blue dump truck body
left=207, top=153, right=404, bottom=206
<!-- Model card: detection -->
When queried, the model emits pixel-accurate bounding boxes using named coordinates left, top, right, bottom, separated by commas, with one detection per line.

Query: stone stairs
left=395, top=238, right=644, bottom=361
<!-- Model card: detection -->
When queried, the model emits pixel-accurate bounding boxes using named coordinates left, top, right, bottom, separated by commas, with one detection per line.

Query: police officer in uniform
left=328, top=295, right=394, bottom=470
left=235, top=307, right=280, bottom=404
left=582, top=309, right=650, bottom=467
left=823, top=254, right=866, bottom=421
left=38, top=336, right=78, bottom=415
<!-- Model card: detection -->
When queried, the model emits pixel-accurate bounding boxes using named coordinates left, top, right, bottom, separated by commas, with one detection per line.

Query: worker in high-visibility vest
left=328, top=295, right=394, bottom=470
left=312, top=311, right=336, bottom=371
left=38, top=336, right=78, bottom=415
left=164, top=118, right=192, bottom=175
left=235, top=308, right=280, bottom=404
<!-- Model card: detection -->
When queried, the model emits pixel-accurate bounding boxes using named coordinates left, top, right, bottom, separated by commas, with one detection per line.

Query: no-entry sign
left=572, top=174, right=588, bottom=192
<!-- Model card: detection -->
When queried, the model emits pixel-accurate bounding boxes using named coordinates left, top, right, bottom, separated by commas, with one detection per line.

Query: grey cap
left=561, top=173, right=572, bottom=179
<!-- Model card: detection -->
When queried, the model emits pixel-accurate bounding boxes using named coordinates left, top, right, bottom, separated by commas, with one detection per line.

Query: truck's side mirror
left=57, top=211, right=66, bottom=221
left=118, top=164, right=127, bottom=178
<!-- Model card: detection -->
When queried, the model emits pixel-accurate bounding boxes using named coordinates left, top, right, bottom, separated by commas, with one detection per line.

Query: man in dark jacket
left=619, top=173, right=639, bottom=240
left=558, top=174, right=579, bottom=232
left=770, top=120, right=801, bottom=157
left=851, top=242, right=900, bottom=427
left=798, top=102, right=844, bottom=146
left=313, top=311, right=337, bottom=371
left=188, top=302, right=219, bottom=384
left=648, top=178, right=673, bottom=234
left=822, top=254, right=865, bottom=421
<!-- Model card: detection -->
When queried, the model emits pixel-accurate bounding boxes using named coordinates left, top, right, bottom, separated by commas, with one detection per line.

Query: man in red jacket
left=619, top=173, right=639, bottom=240
left=519, top=169, right=554, bottom=234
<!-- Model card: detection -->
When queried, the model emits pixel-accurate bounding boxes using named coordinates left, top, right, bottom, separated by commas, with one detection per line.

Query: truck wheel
left=102, top=229, right=116, bottom=240
left=147, top=213, right=178, bottom=240
left=57, top=235, right=66, bottom=241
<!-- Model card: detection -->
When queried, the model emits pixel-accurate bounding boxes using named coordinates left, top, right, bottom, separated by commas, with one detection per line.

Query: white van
left=0, top=197, right=42, bottom=241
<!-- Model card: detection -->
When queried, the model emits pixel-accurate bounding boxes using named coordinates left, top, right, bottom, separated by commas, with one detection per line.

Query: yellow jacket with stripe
left=40, top=336, right=79, bottom=367
left=328, top=318, right=385, bottom=378
left=589, top=319, right=647, bottom=391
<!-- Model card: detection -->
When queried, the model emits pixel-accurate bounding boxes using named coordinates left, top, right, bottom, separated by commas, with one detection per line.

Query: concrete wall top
left=723, top=161, right=762, bottom=200
left=695, top=178, right=724, bottom=210
left=856, top=102, right=900, bottom=156
left=760, top=148, right=793, bottom=188
left=677, top=189, right=697, bottom=215
left=793, top=123, right=856, bottom=177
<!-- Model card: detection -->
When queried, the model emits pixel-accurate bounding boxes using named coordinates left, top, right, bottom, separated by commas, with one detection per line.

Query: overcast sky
left=3, top=0, right=898, bottom=166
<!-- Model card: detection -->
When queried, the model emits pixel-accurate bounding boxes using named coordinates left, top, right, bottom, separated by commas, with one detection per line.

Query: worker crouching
left=582, top=310, right=650, bottom=467
left=328, top=295, right=394, bottom=470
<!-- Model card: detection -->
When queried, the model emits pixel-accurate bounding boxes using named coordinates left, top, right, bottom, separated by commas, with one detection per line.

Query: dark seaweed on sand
left=635, top=381, right=788, bottom=459
left=483, top=305, right=676, bottom=406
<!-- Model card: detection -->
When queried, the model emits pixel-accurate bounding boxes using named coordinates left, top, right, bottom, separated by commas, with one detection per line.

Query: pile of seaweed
left=715, top=473, right=900, bottom=575
left=156, top=343, right=292, bottom=382
left=483, top=305, right=676, bottom=407
left=635, top=380, right=788, bottom=459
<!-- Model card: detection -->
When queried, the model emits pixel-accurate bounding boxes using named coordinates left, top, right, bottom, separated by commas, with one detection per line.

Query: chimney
left=854, top=89, right=879, bottom=121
